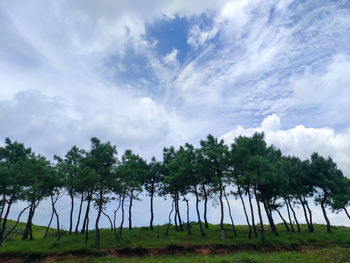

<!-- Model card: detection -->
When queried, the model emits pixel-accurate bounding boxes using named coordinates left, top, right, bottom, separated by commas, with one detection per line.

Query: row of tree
left=0, top=133, right=349, bottom=247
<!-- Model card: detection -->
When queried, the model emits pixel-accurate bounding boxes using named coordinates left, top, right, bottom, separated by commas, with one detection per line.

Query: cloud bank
left=221, top=114, right=350, bottom=177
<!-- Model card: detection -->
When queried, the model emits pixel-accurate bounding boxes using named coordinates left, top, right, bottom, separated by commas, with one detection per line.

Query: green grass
left=1, top=221, right=350, bottom=262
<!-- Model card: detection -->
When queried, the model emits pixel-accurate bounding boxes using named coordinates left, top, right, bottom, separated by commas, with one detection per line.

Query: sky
left=1, top=0, right=350, bottom=228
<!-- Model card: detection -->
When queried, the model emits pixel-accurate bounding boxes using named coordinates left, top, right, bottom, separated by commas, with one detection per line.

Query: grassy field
left=0, top=221, right=350, bottom=262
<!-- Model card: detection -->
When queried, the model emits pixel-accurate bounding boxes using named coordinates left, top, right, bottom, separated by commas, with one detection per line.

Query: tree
left=330, top=176, right=350, bottom=221
left=21, top=154, right=53, bottom=240
left=142, top=157, right=163, bottom=230
left=54, top=146, right=85, bottom=235
left=85, top=137, right=117, bottom=246
left=310, top=153, right=344, bottom=233
left=162, top=146, right=184, bottom=232
left=200, top=135, right=229, bottom=241
left=0, top=138, right=31, bottom=243
left=43, top=163, right=64, bottom=240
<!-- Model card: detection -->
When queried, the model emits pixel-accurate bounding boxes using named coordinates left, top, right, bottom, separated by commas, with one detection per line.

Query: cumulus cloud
left=221, top=114, right=350, bottom=176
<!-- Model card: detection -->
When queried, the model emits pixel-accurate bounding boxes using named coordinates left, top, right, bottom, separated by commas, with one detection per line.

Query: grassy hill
left=0, top=221, right=350, bottom=262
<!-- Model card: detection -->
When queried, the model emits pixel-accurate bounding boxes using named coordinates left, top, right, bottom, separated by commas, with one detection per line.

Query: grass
left=0, top=221, right=350, bottom=262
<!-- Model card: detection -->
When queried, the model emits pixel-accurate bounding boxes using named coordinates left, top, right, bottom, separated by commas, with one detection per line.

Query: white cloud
left=163, top=48, right=179, bottom=65
left=221, top=114, right=350, bottom=177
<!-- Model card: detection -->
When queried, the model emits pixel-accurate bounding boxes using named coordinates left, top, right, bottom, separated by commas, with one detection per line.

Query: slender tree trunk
left=202, top=183, right=209, bottom=229
left=23, top=203, right=37, bottom=241
left=95, top=191, right=103, bottom=246
left=288, top=200, right=300, bottom=232
left=284, top=198, right=294, bottom=232
left=254, top=186, right=265, bottom=241
left=183, top=196, right=191, bottom=235
left=176, top=193, right=183, bottom=232
left=305, top=201, right=314, bottom=232
left=85, top=217, right=89, bottom=244
left=224, top=190, right=237, bottom=237
left=102, top=210, right=113, bottom=231
left=194, top=186, right=205, bottom=237
left=75, top=193, right=84, bottom=233
left=248, top=188, right=258, bottom=237
left=23, top=204, right=33, bottom=240
left=54, top=206, right=60, bottom=241
left=263, top=201, right=278, bottom=236
left=276, top=208, right=290, bottom=231
left=44, top=210, right=54, bottom=239
left=219, top=182, right=225, bottom=241
left=0, top=205, right=30, bottom=247
left=69, top=194, right=74, bottom=235
left=321, top=191, right=331, bottom=233
left=0, top=197, right=13, bottom=241
left=128, top=190, right=134, bottom=230
left=150, top=183, right=155, bottom=230
left=300, top=198, right=311, bottom=232
left=113, top=198, right=121, bottom=241
left=174, top=197, right=178, bottom=230
left=81, top=193, right=92, bottom=234
left=165, top=201, right=175, bottom=236
left=238, top=188, right=252, bottom=239
left=343, top=207, right=350, bottom=220
left=29, top=220, right=33, bottom=240
left=119, top=193, right=126, bottom=237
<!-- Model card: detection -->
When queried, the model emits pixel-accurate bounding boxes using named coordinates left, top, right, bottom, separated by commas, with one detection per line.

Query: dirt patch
left=0, top=243, right=336, bottom=262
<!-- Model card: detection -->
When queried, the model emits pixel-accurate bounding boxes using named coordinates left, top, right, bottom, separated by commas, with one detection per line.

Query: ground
left=0, top=221, right=350, bottom=262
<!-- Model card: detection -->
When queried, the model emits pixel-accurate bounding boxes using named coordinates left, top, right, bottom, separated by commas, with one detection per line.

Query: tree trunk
left=219, top=182, right=225, bottom=241
left=238, top=188, right=252, bottom=239
left=69, top=194, right=74, bottom=235
left=321, top=191, right=331, bottom=233
left=0, top=205, right=30, bottom=247
left=0, top=197, right=13, bottom=241
left=119, top=193, right=126, bottom=237
left=263, top=201, right=278, bottom=236
left=54, top=206, right=60, bottom=240
left=44, top=210, right=54, bottom=239
left=248, top=188, right=258, bottom=237
left=128, top=190, right=134, bottom=230
left=305, top=201, right=314, bottom=232
left=183, top=196, right=191, bottom=235
left=224, top=190, right=237, bottom=237
left=23, top=204, right=33, bottom=240
left=81, top=193, right=92, bottom=234
left=113, top=198, right=121, bottom=241
left=254, top=186, right=265, bottom=241
left=23, top=203, right=36, bottom=240
left=174, top=196, right=178, bottom=231
left=102, top=210, right=113, bottom=231
left=284, top=198, right=294, bottom=232
left=75, top=193, right=84, bottom=233
left=288, top=200, right=300, bottom=232
left=343, top=207, right=350, bottom=221
left=176, top=193, right=183, bottom=232
left=202, top=183, right=209, bottom=229
left=276, top=208, right=290, bottom=231
left=300, top=198, right=312, bottom=232
left=194, top=186, right=205, bottom=237
left=85, top=217, right=89, bottom=244
left=150, top=182, right=155, bottom=230
left=165, top=201, right=175, bottom=236
left=95, top=191, right=103, bottom=246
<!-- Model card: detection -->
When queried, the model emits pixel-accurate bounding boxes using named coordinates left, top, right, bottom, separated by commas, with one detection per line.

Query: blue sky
left=1, top=0, right=350, bottom=227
